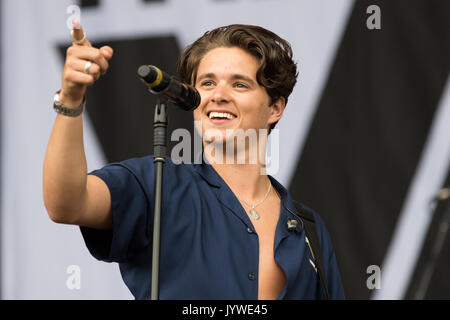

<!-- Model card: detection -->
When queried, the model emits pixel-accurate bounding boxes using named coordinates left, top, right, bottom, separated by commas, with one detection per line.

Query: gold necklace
left=239, top=182, right=272, bottom=220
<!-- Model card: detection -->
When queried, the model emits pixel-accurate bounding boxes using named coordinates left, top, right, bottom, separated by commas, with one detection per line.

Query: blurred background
left=1, top=0, right=449, bottom=299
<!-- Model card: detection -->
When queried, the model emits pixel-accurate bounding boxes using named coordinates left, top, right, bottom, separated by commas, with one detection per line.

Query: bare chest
left=240, top=197, right=286, bottom=299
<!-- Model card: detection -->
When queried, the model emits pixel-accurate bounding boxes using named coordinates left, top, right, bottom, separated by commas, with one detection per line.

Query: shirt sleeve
left=80, top=161, right=153, bottom=263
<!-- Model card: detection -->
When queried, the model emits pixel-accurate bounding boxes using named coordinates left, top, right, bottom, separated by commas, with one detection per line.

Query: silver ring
left=70, top=30, right=86, bottom=44
left=84, top=61, right=92, bottom=74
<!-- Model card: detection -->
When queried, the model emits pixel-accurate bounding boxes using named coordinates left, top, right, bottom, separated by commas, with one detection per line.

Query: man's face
left=193, top=46, right=283, bottom=145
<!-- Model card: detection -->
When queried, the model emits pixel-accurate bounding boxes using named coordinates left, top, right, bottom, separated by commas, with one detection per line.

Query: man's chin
left=202, top=127, right=236, bottom=143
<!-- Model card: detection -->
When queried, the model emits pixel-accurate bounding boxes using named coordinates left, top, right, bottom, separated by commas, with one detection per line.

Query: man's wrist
left=58, top=90, right=84, bottom=108
left=53, top=90, right=85, bottom=117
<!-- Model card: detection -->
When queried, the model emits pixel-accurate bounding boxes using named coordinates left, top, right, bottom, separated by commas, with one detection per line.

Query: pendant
left=249, top=206, right=260, bottom=220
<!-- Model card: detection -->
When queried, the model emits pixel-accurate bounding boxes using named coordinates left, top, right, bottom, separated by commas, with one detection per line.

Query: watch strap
left=53, top=90, right=85, bottom=117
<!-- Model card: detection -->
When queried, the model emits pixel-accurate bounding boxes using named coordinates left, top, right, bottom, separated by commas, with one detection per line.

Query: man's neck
left=205, top=146, right=271, bottom=202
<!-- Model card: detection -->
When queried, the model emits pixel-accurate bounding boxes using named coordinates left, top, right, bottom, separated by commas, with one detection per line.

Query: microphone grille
left=137, top=65, right=159, bottom=84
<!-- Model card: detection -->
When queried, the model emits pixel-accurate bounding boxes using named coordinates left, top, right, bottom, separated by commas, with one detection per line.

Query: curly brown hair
left=177, top=24, right=298, bottom=130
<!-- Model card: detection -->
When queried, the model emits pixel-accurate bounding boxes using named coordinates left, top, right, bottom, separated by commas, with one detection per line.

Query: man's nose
left=211, top=83, right=230, bottom=103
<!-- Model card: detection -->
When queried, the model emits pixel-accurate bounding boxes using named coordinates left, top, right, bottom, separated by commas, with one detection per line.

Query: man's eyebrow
left=196, top=73, right=257, bottom=85
left=230, top=74, right=256, bottom=85
left=196, top=73, right=216, bottom=82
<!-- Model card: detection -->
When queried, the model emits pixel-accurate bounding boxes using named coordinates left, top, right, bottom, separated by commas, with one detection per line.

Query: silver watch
left=53, top=90, right=85, bottom=117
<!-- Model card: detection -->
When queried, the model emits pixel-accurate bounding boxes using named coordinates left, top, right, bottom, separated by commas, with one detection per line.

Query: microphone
left=138, top=65, right=201, bottom=111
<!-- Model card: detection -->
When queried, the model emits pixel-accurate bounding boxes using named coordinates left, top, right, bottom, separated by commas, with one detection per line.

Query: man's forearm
left=43, top=113, right=88, bottom=223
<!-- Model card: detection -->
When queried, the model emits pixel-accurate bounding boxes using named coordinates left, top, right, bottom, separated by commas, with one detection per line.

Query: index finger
left=71, top=20, right=91, bottom=46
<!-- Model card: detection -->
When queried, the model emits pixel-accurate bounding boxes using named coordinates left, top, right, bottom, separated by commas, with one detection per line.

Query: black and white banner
left=1, top=0, right=449, bottom=299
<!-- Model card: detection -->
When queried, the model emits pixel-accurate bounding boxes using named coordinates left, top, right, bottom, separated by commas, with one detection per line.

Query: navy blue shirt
left=80, top=156, right=345, bottom=300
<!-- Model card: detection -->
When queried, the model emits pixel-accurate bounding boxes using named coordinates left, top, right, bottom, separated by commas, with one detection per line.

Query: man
left=43, top=21, right=345, bottom=300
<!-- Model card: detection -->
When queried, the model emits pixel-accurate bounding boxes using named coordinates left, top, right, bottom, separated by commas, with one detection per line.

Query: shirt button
left=246, top=227, right=253, bottom=233
left=248, top=273, right=255, bottom=280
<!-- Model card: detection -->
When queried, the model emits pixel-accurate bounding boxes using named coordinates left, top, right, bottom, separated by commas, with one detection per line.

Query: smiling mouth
left=207, top=111, right=237, bottom=121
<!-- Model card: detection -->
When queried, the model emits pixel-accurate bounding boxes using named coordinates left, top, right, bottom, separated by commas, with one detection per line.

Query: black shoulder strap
left=293, top=201, right=330, bottom=300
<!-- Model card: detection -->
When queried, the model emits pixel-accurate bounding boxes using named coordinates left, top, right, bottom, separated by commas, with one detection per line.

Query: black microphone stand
left=138, top=64, right=199, bottom=299
left=151, top=97, right=167, bottom=300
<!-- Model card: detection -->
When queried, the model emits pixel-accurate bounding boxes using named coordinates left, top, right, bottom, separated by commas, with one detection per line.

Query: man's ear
left=268, top=96, right=286, bottom=126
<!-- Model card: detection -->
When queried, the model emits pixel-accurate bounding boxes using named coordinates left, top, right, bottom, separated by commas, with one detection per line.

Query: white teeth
left=208, top=112, right=236, bottom=120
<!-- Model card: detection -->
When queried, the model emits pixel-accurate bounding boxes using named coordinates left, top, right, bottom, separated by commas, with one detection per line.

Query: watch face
left=54, top=93, right=60, bottom=105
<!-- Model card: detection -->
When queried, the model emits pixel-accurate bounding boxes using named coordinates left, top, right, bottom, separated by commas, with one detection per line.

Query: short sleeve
left=80, top=161, right=153, bottom=263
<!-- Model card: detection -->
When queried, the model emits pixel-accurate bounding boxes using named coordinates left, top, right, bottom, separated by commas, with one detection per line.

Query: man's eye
left=234, top=82, right=248, bottom=89
left=201, top=81, right=214, bottom=86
